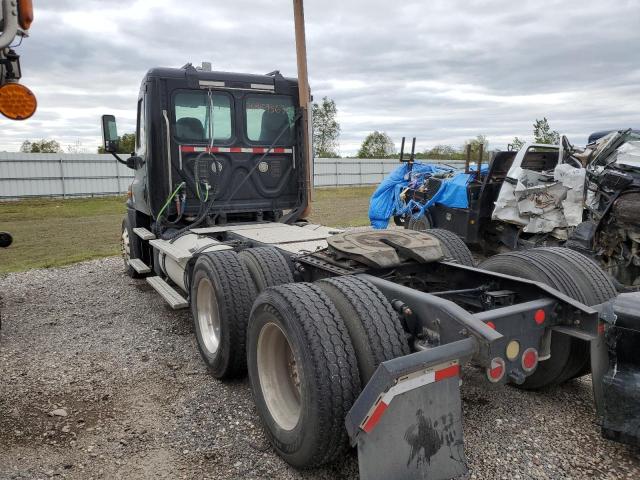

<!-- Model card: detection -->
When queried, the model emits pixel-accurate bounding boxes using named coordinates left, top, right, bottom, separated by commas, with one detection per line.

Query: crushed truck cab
left=102, top=63, right=640, bottom=479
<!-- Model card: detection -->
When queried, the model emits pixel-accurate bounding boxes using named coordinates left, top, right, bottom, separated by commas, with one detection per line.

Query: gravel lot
left=1, top=257, right=638, bottom=479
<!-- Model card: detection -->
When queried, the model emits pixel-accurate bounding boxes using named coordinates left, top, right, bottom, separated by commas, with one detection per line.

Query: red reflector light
left=534, top=309, right=545, bottom=325
left=522, top=348, right=538, bottom=372
left=597, top=322, right=605, bottom=335
left=486, top=321, right=496, bottom=330
left=486, top=357, right=505, bottom=383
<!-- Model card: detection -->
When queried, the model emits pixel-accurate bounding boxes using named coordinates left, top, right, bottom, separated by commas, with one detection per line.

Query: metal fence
left=0, top=152, right=135, bottom=199
left=0, top=152, right=467, bottom=199
left=314, top=158, right=466, bottom=187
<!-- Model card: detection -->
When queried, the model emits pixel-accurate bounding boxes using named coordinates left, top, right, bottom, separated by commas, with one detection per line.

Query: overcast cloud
left=1, top=0, right=638, bottom=154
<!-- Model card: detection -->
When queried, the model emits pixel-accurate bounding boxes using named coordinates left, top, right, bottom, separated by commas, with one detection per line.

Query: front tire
left=121, top=217, right=140, bottom=278
left=247, top=283, right=360, bottom=468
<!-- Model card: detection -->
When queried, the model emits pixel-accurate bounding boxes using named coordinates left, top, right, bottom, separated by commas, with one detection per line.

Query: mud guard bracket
left=346, top=338, right=476, bottom=480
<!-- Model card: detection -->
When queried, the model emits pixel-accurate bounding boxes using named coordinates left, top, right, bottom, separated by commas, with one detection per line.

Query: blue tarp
left=368, top=162, right=487, bottom=229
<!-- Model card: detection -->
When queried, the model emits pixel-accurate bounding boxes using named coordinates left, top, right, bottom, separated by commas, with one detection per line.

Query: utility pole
left=293, top=0, right=313, bottom=216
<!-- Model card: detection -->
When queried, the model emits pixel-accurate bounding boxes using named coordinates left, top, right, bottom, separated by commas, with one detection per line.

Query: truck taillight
left=18, top=0, right=34, bottom=30
left=486, top=357, right=505, bottom=383
left=534, top=309, right=545, bottom=325
left=521, top=348, right=538, bottom=372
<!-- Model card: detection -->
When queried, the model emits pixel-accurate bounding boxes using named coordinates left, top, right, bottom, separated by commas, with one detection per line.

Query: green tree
left=312, top=97, right=340, bottom=158
left=357, top=131, right=395, bottom=158
left=97, top=133, right=136, bottom=154
left=462, top=135, right=489, bottom=160
left=533, top=117, right=560, bottom=145
left=20, top=139, right=62, bottom=153
left=511, top=137, right=526, bottom=150
left=424, top=144, right=458, bottom=160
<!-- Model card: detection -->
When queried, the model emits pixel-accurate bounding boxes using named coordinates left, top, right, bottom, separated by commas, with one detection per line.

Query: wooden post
left=293, top=0, right=313, bottom=217
left=465, top=144, right=471, bottom=174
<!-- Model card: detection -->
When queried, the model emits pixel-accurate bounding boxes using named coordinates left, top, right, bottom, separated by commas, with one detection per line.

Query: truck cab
left=103, top=64, right=310, bottom=273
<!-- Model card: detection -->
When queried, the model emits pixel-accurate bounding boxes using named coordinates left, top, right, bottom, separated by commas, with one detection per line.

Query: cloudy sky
left=1, top=0, right=639, bottom=155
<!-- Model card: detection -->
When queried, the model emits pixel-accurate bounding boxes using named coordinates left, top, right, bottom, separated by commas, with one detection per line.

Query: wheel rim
left=121, top=226, right=131, bottom=265
left=257, top=322, right=301, bottom=431
left=197, top=278, right=221, bottom=355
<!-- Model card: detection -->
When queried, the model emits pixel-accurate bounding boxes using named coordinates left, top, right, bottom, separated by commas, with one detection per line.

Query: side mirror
left=101, top=114, right=119, bottom=153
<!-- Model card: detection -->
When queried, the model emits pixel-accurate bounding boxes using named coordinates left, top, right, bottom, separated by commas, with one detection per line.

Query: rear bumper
left=601, top=293, right=640, bottom=447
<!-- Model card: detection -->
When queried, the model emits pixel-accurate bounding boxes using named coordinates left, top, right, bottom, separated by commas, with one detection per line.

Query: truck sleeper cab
left=101, top=66, right=639, bottom=480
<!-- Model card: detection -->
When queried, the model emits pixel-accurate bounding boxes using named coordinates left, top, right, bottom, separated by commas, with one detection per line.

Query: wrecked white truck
left=401, top=129, right=640, bottom=290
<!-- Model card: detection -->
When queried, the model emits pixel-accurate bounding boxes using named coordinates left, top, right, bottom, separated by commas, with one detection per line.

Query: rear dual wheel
left=247, top=283, right=360, bottom=468
left=247, top=276, right=409, bottom=467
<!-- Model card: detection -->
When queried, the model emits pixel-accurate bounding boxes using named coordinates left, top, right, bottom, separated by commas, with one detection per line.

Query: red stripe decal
left=180, top=145, right=291, bottom=154
left=362, top=401, right=388, bottom=433
left=435, top=364, right=460, bottom=381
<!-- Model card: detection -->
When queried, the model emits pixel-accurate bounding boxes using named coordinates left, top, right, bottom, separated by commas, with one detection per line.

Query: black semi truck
left=99, top=3, right=640, bottom=478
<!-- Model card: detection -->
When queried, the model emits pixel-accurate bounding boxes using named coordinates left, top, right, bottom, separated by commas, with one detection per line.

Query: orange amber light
left=0, top=83, right=37, bottom=120
left=18, top=0, right=34, bottom=30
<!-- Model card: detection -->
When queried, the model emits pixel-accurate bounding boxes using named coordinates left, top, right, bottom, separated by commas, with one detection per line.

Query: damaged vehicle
left=397, top=129, right=640, bottom=290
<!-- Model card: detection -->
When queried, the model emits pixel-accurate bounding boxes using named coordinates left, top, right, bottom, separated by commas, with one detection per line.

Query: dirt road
left=1, top=258, right=638, bottom=479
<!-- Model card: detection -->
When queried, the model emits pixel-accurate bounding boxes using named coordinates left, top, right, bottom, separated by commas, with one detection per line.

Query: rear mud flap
left=346, top=338, right=475, bottom=480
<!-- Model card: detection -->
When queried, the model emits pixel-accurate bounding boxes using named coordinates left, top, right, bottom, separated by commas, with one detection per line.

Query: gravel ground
left=0, top=257, right=638, bottom=479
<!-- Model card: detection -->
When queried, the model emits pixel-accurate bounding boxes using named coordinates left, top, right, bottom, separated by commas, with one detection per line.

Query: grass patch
left=0, top=187, right=376, bottom=274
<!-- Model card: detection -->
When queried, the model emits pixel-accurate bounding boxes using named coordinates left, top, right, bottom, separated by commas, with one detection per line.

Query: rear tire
left=316, top=275, right=410, bottom=384
left=426, top=228, right=475, bottom=266
left=247, top=283, right=360, bottom=468
left=529, top=247, right=616, bottom=379
left=479, top=248, right=616, bottom=389
left=407, top=213, right=431, bottom=231
left=239, top=247, right=294, bottom=293
left=190, top=250, right=256, bottom=379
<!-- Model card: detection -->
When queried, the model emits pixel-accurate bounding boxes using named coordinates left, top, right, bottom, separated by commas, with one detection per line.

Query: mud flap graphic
left=404, top=410, right=464, bottom=470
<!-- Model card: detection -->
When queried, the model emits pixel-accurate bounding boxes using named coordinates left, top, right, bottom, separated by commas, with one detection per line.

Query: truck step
left=146, top=276, right=189, bottom=309
left=149, top=239, right=192, bottom=262
left=133, top=227, right=156, bottom=240
left=128, top=258, right=151, bottom=274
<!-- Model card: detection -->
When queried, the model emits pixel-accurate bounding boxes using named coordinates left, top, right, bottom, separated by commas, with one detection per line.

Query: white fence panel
left=0, top=153, right=466, bottom=199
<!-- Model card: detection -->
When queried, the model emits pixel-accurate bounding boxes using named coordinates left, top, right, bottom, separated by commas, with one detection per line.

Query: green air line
left=196, top=180, right=210, bottom=202
left=157, top=182, right=185, bottom=220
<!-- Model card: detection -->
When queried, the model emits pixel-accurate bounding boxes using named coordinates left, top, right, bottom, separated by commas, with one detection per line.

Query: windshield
left=173, top=90, right=232, bottom=143
left=245, top=95, right=295, bottom=144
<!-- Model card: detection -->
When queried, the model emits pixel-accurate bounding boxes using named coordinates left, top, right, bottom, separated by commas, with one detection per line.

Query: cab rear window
left=173, top=91, right=232, bottom=143
left=245, top=95, right=295, bottom=144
